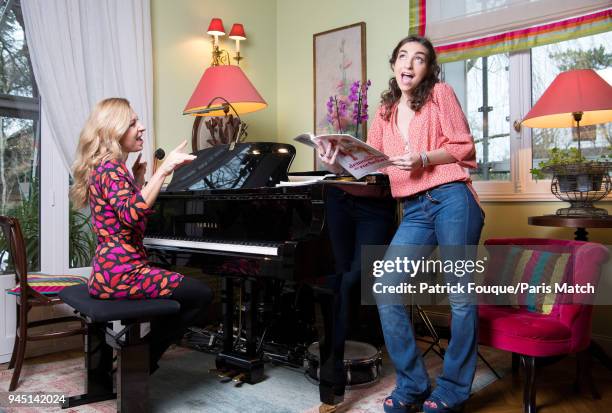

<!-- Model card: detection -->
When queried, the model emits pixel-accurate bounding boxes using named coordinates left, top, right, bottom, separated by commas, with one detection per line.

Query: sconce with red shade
left=229, top=24, right=246, bottom=64
left=207, top=17, right=246, bottom=66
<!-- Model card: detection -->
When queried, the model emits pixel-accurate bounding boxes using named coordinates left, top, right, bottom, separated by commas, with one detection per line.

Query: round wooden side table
left=528, top=215, right=612, bottom=241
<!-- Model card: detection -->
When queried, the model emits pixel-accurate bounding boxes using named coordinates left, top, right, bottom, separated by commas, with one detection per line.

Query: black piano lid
left=166, top=142, right=296, bottom=192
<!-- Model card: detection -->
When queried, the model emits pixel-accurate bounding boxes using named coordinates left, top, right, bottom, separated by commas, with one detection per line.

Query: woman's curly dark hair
left=380, top=35, right=440, bottom=121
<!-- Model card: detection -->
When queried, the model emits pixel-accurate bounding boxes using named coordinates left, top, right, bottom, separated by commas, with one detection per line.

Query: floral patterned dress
left=87, top=158, right=183, bottom=299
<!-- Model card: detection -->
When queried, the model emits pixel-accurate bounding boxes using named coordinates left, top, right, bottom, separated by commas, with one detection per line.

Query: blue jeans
left=377, top=182, right=484, bottom=407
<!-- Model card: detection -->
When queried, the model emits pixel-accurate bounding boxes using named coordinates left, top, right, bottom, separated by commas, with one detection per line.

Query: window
left=0, top=0, right=40, bottom=272
left=0, top=0, right=94, bottom=275
left=443, top=30, right=612, bottom=200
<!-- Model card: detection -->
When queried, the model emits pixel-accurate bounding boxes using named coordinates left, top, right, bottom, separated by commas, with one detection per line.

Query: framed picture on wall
left=313, top=22, right=367, bottom=169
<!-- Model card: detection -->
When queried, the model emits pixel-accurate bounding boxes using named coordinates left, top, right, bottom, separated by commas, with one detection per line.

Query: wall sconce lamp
left=207, top=17, right=246, bottom=66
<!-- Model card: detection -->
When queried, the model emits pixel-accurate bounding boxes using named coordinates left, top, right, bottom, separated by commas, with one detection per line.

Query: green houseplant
left=530, top=147, right=611, bottom=216
left=530, top=147, right=610, bottom=192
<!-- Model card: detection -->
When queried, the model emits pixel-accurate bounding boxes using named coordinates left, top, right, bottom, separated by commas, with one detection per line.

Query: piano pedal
left=219, top=370, right=238, bottom=383
left=232, top=373, right=246, bottom=386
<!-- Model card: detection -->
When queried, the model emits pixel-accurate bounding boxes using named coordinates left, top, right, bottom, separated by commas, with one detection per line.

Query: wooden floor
left=467, top=354, right=612, bottom=413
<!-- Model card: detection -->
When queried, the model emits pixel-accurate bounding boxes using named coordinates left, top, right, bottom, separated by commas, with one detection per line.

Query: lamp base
left=555, top=202, right=609, bottom=217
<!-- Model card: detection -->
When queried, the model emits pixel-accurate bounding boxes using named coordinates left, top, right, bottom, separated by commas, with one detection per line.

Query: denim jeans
left=377, top=181, right=484, bottom=407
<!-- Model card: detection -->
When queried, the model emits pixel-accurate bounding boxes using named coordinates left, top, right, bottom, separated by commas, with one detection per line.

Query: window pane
left=531, top=32, right=612, bottom=170
left=0, top=0, right=40, bottom=273
left=444, top=53, right=511, bottom=181
left=0, top=0, right=36, bottom=98
left=0, top=117, right=40, bottom=273
left=69, top=199, right=95, bottom=269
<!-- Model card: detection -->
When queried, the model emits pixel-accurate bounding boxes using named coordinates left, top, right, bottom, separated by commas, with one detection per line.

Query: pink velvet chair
left=478, top=238, right=610, bottom=413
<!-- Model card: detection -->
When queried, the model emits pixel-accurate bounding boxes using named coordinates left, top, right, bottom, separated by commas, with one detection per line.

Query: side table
left=528, top=215, right=612, bottom=242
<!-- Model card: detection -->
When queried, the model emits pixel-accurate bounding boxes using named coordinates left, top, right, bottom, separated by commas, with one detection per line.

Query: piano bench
left=58, top=285, right=180, bottom=412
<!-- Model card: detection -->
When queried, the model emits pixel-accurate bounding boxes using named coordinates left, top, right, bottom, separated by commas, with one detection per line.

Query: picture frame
left=313, top=22, right=367, bottom=169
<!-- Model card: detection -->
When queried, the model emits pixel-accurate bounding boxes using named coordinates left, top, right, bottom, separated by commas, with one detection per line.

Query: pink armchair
left=478, top=238, right=610, bottom=413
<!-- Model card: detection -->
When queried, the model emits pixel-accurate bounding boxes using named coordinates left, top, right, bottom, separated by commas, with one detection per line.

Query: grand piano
left=144, top=141, right=392, bottom=397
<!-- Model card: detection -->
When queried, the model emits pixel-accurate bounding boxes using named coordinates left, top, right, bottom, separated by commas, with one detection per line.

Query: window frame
left=40, top=108, right=90, bottom=276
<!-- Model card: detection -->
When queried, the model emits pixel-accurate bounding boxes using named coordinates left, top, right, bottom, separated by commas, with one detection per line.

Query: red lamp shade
left=207, top=18, right=225, bottom=36
left=183, top=65, right=267, bottom=116
left=522, top=69, right=612, bottom=128
left=229, top=23, right=246, bottom=40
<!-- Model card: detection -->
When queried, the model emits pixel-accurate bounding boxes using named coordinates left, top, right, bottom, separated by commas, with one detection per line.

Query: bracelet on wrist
left=420, top=152, right=430, bottom=168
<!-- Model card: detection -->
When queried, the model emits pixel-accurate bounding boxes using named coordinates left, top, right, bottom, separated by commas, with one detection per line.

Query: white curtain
left=425, top=0, right=610, bottom=45
left=21, top=0, right=154, bottom=174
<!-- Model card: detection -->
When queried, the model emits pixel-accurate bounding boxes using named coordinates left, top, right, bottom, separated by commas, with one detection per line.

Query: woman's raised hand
left=132, top=153, right=147, bottom=186
left=314, top=139, right=343, bottom=174
left=158, top=140, right=197, bottom=177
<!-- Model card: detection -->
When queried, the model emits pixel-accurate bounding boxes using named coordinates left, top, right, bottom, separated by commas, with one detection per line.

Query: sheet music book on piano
left=275, top=173, right=336, bottom=187
left=294, top=133, right=392, bottom=179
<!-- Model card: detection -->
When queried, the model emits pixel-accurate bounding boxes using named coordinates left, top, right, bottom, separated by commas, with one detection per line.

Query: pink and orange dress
left=87, top=159, right=183, bottom=299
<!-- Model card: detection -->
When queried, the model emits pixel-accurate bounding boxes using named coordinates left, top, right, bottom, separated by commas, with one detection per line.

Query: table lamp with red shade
left=522, top=69, right=612, bottom=217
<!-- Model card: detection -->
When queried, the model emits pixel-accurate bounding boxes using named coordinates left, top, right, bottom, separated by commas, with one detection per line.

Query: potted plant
left=530, top=147, right=611, bottom=216
left=530, top=147, right=610, bottom=192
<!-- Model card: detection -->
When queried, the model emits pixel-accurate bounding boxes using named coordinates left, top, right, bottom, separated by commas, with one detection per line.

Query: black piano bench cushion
left=59, top=285, right=180, bottom=323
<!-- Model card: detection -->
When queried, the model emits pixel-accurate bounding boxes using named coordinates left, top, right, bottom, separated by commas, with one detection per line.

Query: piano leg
left=244, top=279, right=258, bottom=357
left=221, top=277, right=234, bottom=354
left=215, top=277, right=264, bottom=384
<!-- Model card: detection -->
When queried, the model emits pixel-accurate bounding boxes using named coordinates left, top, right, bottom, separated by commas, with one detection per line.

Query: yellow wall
left=151, top=0, right=276, bottom=153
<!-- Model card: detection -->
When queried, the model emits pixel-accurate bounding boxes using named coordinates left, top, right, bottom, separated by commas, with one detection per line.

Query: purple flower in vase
left=326, top=96, right=334, bottom=124
left=326, top=79, right=371, bottom=137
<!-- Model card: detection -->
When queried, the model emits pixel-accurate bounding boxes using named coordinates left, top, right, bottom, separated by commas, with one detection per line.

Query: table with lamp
left=520, top=68, right=612, bottom=373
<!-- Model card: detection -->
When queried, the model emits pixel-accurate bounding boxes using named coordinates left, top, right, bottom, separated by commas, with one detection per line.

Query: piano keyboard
left=143, top=237, right=280, bottom=256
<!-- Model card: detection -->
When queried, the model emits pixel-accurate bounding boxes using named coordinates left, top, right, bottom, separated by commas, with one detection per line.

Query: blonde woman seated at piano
left=70, top=97, right=213, bottom=372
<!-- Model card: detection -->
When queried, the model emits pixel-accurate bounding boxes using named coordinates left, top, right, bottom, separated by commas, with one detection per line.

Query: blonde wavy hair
left=70, top=98, right=133, bottom=208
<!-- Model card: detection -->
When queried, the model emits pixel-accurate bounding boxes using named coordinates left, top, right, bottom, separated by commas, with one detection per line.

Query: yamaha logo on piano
left=194, top=222, right=219, bottom=229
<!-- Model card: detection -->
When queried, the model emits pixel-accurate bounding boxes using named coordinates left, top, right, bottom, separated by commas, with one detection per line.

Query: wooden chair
left=1, top=215, right=86, bottom=391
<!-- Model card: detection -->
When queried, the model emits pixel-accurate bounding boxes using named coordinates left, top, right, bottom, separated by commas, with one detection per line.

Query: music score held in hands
left=294, top=133, right=391, bottom=179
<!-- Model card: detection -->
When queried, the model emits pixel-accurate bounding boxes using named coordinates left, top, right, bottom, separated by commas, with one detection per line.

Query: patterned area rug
left=0, top=342, right=509, bottom=413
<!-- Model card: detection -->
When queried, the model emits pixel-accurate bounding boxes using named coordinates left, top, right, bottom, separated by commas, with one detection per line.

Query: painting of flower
left=314, top=23, right=367, bottom=140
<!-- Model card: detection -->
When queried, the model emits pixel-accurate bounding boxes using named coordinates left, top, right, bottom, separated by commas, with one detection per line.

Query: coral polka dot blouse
left=87, top=159, right=183, bottom=299
left=367, top=82, right=480, bottom=204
